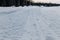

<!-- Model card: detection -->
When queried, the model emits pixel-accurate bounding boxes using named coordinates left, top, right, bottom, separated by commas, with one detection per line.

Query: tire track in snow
left=20, top=8, right=42, bottom=40
left=36, top=14, right=60, bottom=40
left=21, top=8, right=60, bottom=40
left=30, top=13, right=45, bottom=40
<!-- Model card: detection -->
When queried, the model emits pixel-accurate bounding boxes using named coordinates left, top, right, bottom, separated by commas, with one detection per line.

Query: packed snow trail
left=0, top=6, right=60, bottom=40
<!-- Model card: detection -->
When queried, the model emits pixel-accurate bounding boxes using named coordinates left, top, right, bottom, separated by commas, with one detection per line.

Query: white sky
left=32, top=0, right=60, bottom=3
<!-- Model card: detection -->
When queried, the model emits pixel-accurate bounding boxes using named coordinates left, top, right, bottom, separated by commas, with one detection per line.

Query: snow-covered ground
left=0, top=6, right=60, bottom=40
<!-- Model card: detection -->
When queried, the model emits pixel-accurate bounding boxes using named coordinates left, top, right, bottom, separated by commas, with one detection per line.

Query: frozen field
left=0, top=6, right=60, bottom=40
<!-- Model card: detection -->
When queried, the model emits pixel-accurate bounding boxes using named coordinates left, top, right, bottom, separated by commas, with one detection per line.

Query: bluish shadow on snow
left=46, top=36, right=55, bottom=40
left=0, top=10, right=18, bottom=15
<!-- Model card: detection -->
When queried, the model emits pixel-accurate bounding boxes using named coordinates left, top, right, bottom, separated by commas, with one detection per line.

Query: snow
left=0, top=6, right=60, bottom=40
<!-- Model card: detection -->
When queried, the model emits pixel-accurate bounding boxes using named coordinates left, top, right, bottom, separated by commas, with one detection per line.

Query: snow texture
left=0, top=6, right=60, bottom=40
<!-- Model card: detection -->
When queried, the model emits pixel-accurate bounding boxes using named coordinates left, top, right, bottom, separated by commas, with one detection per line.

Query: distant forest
left=0, top=0, right=60, bottom=7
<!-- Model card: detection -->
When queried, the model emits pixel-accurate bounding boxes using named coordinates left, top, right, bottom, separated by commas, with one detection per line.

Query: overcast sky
left=32, top=0, right=60, bottom=3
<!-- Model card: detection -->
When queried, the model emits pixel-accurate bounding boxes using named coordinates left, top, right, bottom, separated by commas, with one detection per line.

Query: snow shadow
left=46, top=36, right=55, bottom=40
left=0, top=10, right=18, bottom=15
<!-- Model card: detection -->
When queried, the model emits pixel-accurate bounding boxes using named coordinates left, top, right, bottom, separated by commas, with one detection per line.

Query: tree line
left=0, top=0, right=60, bottom=7
left=0, top=0, right=28, bottom=7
